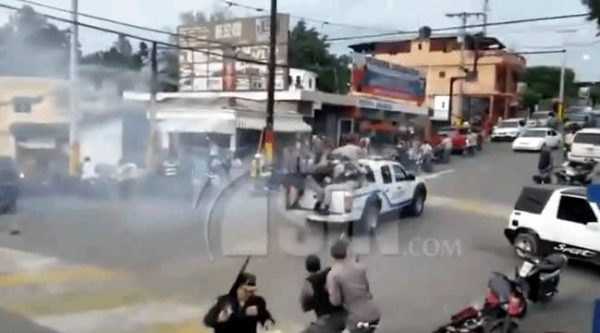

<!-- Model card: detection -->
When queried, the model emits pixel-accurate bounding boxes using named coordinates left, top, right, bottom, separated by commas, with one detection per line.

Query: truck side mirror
left=405, top=173, right=416, bottom=181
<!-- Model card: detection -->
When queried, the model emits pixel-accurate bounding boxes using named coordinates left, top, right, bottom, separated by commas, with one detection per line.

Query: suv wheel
left=513, top=232, right=538, bottom=257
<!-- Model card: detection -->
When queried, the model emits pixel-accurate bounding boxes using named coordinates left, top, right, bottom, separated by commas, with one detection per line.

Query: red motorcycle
left=433, top=273, right=524, bottom=333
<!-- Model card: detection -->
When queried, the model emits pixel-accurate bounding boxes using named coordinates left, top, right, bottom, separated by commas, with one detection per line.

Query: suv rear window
left=573, top=133, right=600, bottom=145
left=514, top=186, right=553, bottom=214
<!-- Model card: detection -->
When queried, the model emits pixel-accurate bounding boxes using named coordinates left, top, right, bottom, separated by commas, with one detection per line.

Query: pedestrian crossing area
left=0, top=247, right=302, bottom=333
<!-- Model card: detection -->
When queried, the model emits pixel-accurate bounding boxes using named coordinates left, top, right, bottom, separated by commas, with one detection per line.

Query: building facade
left=350, top=34, right=526, bottom=125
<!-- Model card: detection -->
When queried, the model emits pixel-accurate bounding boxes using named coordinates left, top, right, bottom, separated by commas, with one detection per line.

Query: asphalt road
left=0, top=143, right=597, bottom=333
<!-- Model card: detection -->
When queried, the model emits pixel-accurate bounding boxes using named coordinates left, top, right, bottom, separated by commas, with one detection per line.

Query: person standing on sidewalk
left=301, top=255, right=347, bottom=333
left=327, top=240, right=380, bottom=333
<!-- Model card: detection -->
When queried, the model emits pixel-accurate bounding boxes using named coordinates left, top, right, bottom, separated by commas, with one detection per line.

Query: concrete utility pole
left=264, top=0, right=277, bottom=165
left=482, top=0, right=490, bottom=36
left=68, top=0, right=79, bottom=176
left=145, top=42, right=158, bottom=170
left=446, top=11, right=485, bottom=125
left=559, top=49, right=567, bottom=107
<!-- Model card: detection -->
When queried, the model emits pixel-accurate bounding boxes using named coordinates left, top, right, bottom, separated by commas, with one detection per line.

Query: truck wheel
left=513, top=232, right=538, bottom=258
left=361, top=203, right=380, bottom=234
left=406, top=189, right=425, bottom=217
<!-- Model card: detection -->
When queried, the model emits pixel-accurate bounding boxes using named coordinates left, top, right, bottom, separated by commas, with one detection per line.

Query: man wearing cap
left=300, top=255, right=346, bottom=332
left=204, top=272, right=275, bottom=333
left=327, top=240, right=380, bottom=333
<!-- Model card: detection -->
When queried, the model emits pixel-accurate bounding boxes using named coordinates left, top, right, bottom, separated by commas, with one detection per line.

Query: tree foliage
left=0, top=5, right=71, bottom=77
left=81, top=35, right=148, bottom=71
left=288, top=20, right=350, bottom=93
left=589, top=84, right=600, bottom=106
left=583, top=0, right=600, bottom=34
left=520, top=66, right=577, bottom=101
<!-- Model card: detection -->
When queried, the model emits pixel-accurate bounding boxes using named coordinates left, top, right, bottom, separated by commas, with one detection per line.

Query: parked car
left=504, top=185, right=600, bottom=264
left=0, top=157, right=20, bottom=213
left=491, top=118, right=527, bottom=142
left=512, top=128, right=562, bottom=152
left=568, top=128, right=600, bottom=163
left=564, top=111, right=595, bottom=129
left=527, top=111, right=554, bottom=128
left=437, top=126, right=483, bottom=154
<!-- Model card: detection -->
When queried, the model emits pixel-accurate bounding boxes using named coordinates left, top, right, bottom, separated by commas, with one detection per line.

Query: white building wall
left=80, top=118, right=123, bottom=166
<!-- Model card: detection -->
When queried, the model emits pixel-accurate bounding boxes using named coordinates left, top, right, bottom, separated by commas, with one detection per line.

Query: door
left=549, top=130, right=561, bottom=147
left=391, top=163, right=413, bottom=208
left=551, top=195, right=600, bottom=257
left=337, top=118, right=354, bottom=147
left=379, top=165, right=397, bottom=211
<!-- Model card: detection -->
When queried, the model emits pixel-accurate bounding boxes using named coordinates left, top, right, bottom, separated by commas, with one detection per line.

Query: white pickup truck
left=291, top=158, right=427, bottom=233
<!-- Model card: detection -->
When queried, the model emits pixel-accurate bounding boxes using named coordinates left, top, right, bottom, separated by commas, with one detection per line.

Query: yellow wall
left=0, top=77, right=69, bottom=156
left=374, top=38, right=526, bottom=116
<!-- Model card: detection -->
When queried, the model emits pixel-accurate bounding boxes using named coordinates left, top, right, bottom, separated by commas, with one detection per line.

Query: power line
left=0, top=2, right=290, bottom=68
left=12, top=0, right=234, bottom=47
left=222, top=0, right=403, bottom=33
left=326, top=13, right=589, bottom=42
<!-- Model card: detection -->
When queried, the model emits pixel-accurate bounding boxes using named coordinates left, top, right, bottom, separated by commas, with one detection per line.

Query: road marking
left=34, top=302, right=207, bottom=333
left=428, top=196, right=511, bottom=219
left=421, top=169, right=455, bottom=180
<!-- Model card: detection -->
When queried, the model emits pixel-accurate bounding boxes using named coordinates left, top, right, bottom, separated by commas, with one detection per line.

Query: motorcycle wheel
left=487, top=320, right=520, bottom=333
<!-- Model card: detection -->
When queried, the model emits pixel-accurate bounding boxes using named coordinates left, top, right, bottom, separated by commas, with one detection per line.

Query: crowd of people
left=204, top=240, right=379, bottom=333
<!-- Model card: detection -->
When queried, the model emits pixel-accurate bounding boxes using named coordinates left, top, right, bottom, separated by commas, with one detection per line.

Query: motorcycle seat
left=538, top=253, right=568, bottom=272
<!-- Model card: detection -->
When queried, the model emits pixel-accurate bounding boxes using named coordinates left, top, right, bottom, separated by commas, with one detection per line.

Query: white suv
left=568, top=128, right=600, bottom=163
left=491, top=118, right=527, bottom=141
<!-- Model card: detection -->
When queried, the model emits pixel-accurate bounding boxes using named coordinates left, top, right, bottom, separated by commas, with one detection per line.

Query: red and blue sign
left=352, top=54, right=426, bottom=103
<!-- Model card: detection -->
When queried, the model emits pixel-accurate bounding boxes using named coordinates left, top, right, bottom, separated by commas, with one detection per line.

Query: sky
left=0, top=0, right=599, bottom=81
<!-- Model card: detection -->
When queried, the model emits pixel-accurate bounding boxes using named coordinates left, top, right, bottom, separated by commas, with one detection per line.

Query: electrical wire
left=221, top=0, right=403, bottom=33
left=0, top=2, right=290, bottom=68
left=326, top=13, right=590, bottom=42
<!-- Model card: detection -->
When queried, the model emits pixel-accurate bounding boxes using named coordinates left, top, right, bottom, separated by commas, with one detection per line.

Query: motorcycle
left=514, top=251, right=568, bottom=303
left=433, top=273, right=524, bottom=333
left=555, top=160, right=596, bottom=186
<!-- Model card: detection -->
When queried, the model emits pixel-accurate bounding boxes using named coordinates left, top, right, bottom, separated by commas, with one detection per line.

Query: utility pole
left=145, top=42, right=158, bottom=170
left=446, top=11, right=484, bottom=125
left=559, top=49, right=567, bottom=120
left=68, top=0, right=79, bottom=176
left=264, top=0, right=277, bottom=166
left=482, top=0, right=490, bottom=36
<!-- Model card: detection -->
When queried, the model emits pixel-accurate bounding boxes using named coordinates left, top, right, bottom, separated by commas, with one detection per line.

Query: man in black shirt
left=204, top=272, right=275, bottom=333
left=300, top=255, right=347, bottom=333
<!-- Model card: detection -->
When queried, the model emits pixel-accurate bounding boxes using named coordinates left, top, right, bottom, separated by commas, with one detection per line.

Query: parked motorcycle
left=514, top=251, right=568, bottom=303
left=555, top=160, right=596, bottom=186
left=433, top=273, right=523, bottom=333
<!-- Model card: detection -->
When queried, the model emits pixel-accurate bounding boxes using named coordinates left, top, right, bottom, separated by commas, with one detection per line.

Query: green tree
left=288, top=20, right=350, bottom=93
left=583, top=0, right=600, bottom=33
left=589, top=84, right=600, bottom=106
left=520, top=66, right=577, bottom=100
left=0, top=5, right=71, bottom=77
left=519, top=88, right=542, bottom=112
left=81, top=35, right=148, bottom=71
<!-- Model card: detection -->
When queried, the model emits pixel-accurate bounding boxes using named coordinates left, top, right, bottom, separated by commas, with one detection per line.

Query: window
left=392, top=164, right=407, bottom=182
left=557, top=196, right=597, bottom=224
left=381, top=165, right=392, bottom=184
left=418, top=43, right=422, bottom=50
left=573, top=133, right=600, bottom=145
left=547, top=131, right=552, bottom=136
left=308, top=78, right=313, bottom=89
left=364, top=165, right=375, bottom=183
left=439, top=71, right=446, bottom=78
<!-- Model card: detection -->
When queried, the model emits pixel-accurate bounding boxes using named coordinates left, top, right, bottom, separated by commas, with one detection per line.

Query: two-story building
left=0, top=67, right=148, bottom=180
left=349, top=33, right=526, bottom=125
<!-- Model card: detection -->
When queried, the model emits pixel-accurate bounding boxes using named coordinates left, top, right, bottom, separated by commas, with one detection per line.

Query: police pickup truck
left=293, top=158, right=427, bottom=233
left=504, top=185, right=600, bottom=263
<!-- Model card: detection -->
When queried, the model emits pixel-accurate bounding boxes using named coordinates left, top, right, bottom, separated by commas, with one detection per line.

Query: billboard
left=352, top=54, right=425, bottom=103
left=178, top=14, right=290, bottom=92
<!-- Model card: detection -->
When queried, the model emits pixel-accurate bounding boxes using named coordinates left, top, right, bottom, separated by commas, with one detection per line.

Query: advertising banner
left=352, top=54, right=425, bottom=103
left=178, top=14, right=289, bottom=92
